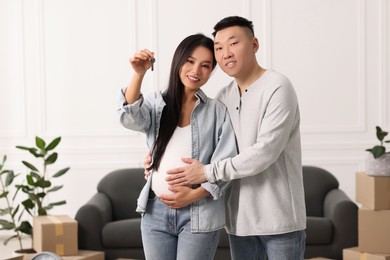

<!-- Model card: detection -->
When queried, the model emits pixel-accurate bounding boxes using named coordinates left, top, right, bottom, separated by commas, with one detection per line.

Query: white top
left=152, top=125, right=192, bottom=196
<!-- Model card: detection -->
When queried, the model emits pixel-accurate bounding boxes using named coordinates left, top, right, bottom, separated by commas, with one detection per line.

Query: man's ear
left=253, top=37, right=259, bottom=53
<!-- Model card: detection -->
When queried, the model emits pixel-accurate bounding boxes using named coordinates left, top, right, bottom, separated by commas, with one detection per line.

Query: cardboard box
left=344, top=247, right=390, bottom=260
left=61, top=250, right=104, bottom=260
left=356, top=172, right=390, bottom=210
left=33, top=215, right=78, bottom=256
left=359, top=208, right=390, bottom=254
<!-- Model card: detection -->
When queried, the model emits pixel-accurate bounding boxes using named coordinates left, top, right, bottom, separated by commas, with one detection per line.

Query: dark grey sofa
left=75, top=166, right=357, bottom=260
left=303, top=166, right=358, bottom=259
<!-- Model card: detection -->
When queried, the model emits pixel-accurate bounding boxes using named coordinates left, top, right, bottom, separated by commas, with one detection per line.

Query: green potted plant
left=16, top=136, right=70, bottom=216
left=365, top=126, right=390, bottom=176
left=0, top=136, right=70, bottom=256
left=0, top=155, right=33, bottom=254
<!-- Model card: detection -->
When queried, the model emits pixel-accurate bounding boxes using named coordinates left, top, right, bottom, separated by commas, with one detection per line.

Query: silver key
left=149, top=58, right=155, bottom=71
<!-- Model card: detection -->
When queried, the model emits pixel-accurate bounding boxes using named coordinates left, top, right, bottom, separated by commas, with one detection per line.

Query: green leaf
left=0, top=208, right=12, bottom=216
left=372, top=145, right=386, bottom=159
left=17, top=221, right=32, bottom=235
left=48, top=200, right=66, bottom=207
left=52, top=167, right=70, bottom=178
left=45, top=152, right=58, bottom=165
left=35, top=136, right=46, bottom=149
left=5, top=170, right=15, bottom=186
left=35, top=192, right=46, bottom=198
left=47, top=185, right=63, bottom=192
left=22, top=199, right=34, bottom=209
left=0, top=191, right=9, bottom=199
left=46, top=137, right=61, bottom=151
left=376, top=126, right=388, bottom=141
left=15, top=145, right=31, bottom=151
left=17, top=184, right=33, bottom=194
left=26, top=175, right=35, bottom=186
left=11, top=205, right=20, bottom=218
left=22, top=161, right=38, bottom=172
left=38, top=207, right=47, bottom=215
left=16, top=146, right=43, bottom=157
left=0, top=219, right=15, bottom=230
left=0, top=169, right=9, bottom=176
left=23, top=206, right=33, bottom=216
left=36, top=179, right=51, bottom=188
left=44, top=204, right=53, bottom=211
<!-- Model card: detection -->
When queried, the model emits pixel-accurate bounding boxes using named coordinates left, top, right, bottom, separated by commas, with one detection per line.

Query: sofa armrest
left=75, top=192, right=113, bottom=250
left=323, top=189, right=358, bottom=251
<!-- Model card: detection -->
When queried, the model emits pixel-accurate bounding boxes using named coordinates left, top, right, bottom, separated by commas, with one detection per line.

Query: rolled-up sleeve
left=117, top=88, right=151, bottom=133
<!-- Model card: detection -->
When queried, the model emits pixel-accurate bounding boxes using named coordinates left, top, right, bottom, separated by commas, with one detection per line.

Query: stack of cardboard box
left=33, top=215, right=104, bottom=260
left=343, top=172, right=390, bottom=259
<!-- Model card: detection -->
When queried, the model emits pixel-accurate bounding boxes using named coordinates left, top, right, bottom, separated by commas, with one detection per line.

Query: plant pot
left=13, top=249, right=36, bottom=260
left=366, top=153, right=390, bottom=176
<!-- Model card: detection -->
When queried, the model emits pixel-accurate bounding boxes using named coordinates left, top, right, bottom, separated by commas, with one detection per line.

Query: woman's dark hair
left=149, top=33, right=216, bottom=171
left=212, top=16, right=254, bottom=37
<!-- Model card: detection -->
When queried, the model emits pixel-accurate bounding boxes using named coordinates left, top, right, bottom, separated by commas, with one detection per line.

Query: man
left=159, top=16, right=306, bottom=259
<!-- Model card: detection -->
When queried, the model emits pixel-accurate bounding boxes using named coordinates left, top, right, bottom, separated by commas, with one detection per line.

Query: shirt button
left=236, top=107, right=239, bottom=110
left=245, top=89, right=248, bottom=92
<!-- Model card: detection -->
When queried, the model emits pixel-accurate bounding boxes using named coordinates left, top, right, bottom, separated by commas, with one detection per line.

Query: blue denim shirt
left=117, top=89, right=237, bottom=232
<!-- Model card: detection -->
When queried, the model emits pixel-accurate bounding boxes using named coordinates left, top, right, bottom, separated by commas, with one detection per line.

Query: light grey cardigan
left=205, top=70, right=307, bottom=236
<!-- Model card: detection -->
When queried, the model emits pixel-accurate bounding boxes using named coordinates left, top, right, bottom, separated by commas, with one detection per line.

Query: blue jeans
left=141, top=197, right=220, bottom=260
left=229, top=230, right=306, bottom=260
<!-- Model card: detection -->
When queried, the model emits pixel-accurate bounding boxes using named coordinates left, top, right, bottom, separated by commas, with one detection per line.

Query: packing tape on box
left=56, top=244, right=64, bottom=256
left=47, top=215, right=65, bottom=255
left=47, top=215, right=64, bottom=235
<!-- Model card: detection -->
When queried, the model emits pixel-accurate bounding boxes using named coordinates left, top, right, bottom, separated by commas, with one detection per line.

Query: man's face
left=214, top=26, right=256, bottom=78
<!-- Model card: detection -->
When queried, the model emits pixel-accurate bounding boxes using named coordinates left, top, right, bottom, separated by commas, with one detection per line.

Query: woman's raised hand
left=129, top=49, right=155, bottom=74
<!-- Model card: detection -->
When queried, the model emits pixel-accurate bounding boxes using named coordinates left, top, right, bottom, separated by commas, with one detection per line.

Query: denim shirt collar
left=195, top=89, right=208, bottom=104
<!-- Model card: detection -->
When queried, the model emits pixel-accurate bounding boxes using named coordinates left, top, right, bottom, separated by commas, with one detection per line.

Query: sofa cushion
left=305, top=216, right=333, bottom=245
left=102, top=219, right=142, bottom=248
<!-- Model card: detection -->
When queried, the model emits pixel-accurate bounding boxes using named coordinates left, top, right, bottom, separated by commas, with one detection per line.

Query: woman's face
left=179, top=46, right=214, bottom=92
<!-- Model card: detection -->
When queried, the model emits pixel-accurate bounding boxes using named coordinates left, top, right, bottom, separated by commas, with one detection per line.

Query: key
left=149, top=58, right=155, bottom=71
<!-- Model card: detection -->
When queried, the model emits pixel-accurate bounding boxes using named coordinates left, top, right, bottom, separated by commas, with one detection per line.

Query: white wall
left=1, top=0, right=389, bottom=219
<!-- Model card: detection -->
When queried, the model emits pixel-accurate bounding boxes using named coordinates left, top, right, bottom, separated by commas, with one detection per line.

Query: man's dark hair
left=212, top=16, right=254, bottom=37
